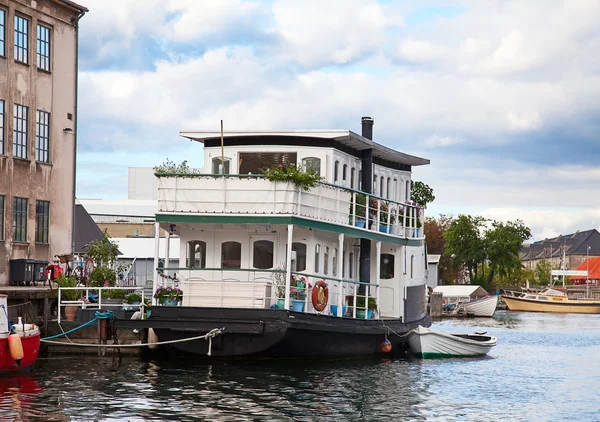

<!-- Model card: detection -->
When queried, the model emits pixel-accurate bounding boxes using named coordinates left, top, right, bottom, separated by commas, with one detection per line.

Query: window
left=186, top=241, right=206, bottom=268
left=380, top=254, right=394, bottom=279
left=538, top=296, right=549, bottom=301
left=314, top=244, right=320, bottom=273
left=393, top=179, right=397, bottom=201
left=373, top=175, right=377, bottom=194
left=380, top=176, right=384, bottom=198
left=351, top=168, right=355, bottom=189
left=37, top=24, right=50, bottom=71
left=342, top=164, right=347, bottom=185
left=0, top=195, right=4, bottom=241
left=358, top=170, right=362, bottom=190
left=239, top=152, right=296, bottom=174
left=0, top=9, right=5, bottom=56
left=212, top=157, right=230, bottom=174
left=253, top=240, right=274, bottom=269
left=35, top=200, right=49, bottom=243
left=342, top=251, right=346, bottom=278
left=324, top=246, right=329, bottom=275
left=14, top=15, right=28, bottom=64
left=13, top=104, right=28, bottom=159
left=333, top=248, right=338, bottom=277
left=410, top=255, right=414, bottom=278
left=0, top=100, right=4, bottom=155
left=334, top=160, right=339, bottom=182
left=36, top=110, right=50, bottom=163
left=387, top=178, right=391, bottom=199
left=406, top=181, right=410, bottom=202
left=221, top=241, right=241, bottom=268
left=12, top=197, right=27, bottom=242
left=349, top=252, right=354, bottom=279
left=292, top=242, right=306, bottom=272
left=302, top=157, right=321, bottom=177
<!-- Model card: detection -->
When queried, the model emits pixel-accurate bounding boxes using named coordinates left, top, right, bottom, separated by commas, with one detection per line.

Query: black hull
left=149, top=307, right=431, bottom=358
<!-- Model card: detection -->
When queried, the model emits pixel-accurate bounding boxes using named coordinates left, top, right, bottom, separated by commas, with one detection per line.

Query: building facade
left=0, top=0, right=87, bottom=284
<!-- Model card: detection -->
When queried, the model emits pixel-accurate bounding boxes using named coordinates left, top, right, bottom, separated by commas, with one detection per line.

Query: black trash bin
left=34, top=260, right=49, bottom=285
left=9, top=259, right=36, bottom=286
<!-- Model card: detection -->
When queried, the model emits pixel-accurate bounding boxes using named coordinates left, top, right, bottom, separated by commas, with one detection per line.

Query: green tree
left=534, top=259, right=552, bottom=285
left=484, top=220, right=531, bottom=286
left=411, top=181, right=435, bottom=208
left=84, top=229, right=120, bottom=268
left=443, top=215, right=487, bottom=281
left=424, top=215, right=460, bottom=283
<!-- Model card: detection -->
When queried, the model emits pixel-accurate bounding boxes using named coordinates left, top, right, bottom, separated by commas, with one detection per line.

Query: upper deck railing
left=156, top=174, right=424, bottom=239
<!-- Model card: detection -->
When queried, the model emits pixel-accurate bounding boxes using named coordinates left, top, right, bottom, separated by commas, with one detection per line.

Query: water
left=2, top=311, right=600, bottom=421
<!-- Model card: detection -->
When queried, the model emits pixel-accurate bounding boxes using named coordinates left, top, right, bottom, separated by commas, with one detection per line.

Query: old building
left=0, top=0, right=87, bottom=285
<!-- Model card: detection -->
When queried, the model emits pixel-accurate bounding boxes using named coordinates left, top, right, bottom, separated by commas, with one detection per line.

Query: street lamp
left=587, top=245, right=591, bottom=284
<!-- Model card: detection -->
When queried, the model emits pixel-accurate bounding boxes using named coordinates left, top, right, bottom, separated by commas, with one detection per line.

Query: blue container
left=162, top=298, right=179, bottom=306
left=355, top=219, right=366, bottom=228
left=379, top=225, right=392, bottom=233
left=291, top=299, right=305, bottom=312
left=330, top=305, right=347, bottom=316
left=356, top=309, right=374, bottom=319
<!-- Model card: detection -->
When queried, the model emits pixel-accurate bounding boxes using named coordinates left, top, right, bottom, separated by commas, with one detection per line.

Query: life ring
left=311, top=280, right=329, bottom=312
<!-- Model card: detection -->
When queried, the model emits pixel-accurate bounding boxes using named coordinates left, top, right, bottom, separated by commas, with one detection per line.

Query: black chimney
left=361, top=116, right=374, bottom=140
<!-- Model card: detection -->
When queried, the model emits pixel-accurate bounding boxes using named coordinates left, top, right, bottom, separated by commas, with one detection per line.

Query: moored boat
left=147, top=117, right=433, bottom=358
left=0, top=295, right=40, bottom=371
left=434, top=285, right=498, bottom=317
left=407, top=325, right=497, bottom=358
left=501, top=288, right=600, bottom=314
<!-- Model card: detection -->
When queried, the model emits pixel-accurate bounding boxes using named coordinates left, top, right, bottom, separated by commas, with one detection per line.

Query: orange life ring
left=311, top=280, right=329, bottom=312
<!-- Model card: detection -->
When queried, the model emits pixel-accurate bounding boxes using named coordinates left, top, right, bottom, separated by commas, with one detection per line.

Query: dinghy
left=407, top=325, right=497, bottom=358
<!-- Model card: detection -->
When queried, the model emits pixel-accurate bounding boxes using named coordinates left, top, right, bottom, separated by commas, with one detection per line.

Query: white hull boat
left=407, top=325, right=497, bottom=358
left=464, top=295, right=498, bottom=317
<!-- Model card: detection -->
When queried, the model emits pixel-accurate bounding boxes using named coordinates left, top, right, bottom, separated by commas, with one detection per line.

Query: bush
left=55, top=275, right=80, bottom=300
left=260, top=164, right=322, bottom=191
left=88, top=267, right=116, bottom=287
left=125, top=293, right=143, bottom=304
left=104, top=289, right=125, bottom=299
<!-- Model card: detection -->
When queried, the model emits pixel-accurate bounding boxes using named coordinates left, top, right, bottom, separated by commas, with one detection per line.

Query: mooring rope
left=41, top=310, right=115, bottom=341
left=380, top=321, right=413, bottom=339
left=40, top=327, right=225, bottom=356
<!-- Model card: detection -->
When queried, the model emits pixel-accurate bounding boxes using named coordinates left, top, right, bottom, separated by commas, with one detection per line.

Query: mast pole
left=220, top=120, right=225, bottom=175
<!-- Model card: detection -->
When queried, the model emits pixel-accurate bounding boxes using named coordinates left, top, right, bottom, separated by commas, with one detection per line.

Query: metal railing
left=57, top=286, right=146, bottom=323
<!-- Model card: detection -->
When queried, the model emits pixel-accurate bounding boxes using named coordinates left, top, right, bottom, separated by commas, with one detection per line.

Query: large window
left=0, top=195, right=4, bottom=241
left=0, top=9, right=5, bottom=57
left=380, top=254, right=395, bottom=279
left=13, top=104, right=28, bottom=159
left=37, top=24, right=50, bottom=71
left=253, top=240, right=274, bottom=269
left=314, top=244, right=320, bottom=273
left=292, top=242, right=306, bottom=272
left=36, top=110, right=50, bottom=163
left=221, top=241, right=241, bottom=268
left=12, top=197, right=27, bottom=242
left=14, top=15, right=28, bottom=64
left=302, top=157, right=321, bottom=177
left=35, top=200, right=49, bottom=243
left=211, top=157, right=230, bottom=174
left=186, top=240, right=206, bottom=268
left=239, top=152, right=296, bottom=175
left=0, top=100, right=4, bottom=155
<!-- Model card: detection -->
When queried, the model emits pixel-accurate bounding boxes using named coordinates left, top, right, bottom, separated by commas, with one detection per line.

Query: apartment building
left=0, top=0, right=87, bottom=284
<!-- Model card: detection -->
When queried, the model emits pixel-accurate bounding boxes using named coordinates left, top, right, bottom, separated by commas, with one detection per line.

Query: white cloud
left=506, top=110, right=541, bottom=131
left=424, top=135, right=463, bottom=148
left=396, top=39, right=449, bottom=63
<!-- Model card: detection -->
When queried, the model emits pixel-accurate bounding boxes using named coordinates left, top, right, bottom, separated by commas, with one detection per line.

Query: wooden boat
left=0, top=295, right=40, bottom=371
left=407, top=325, right=497, bottom=358
left=434, top=285, right=498, bottom=317
left=501, top=288, right=600, bottom=314
left=141, top=117, right=433, bottom=358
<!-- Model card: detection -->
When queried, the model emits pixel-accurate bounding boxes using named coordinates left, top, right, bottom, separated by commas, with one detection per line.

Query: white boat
left=433, top=285, right=498, bottom=317
left=407, top=325, right=497, bottom=358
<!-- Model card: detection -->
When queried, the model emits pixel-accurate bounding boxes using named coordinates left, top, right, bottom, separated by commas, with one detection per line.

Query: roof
left=52, top=0, right=88, bottom=13
left=521, top=229, right=600, bottom=261
left=77, top=199, right=157, bottom=218
left=179, top=130, right=430, bottom=167
left=428, top=254, right=441, bottom=264
left=433, top=285, right=489, bottom=298
left=114, top=237, right=180, bottom=259
left=570, top=257, right=600, bottom=280
left=74, top=204, right=105, bottom=254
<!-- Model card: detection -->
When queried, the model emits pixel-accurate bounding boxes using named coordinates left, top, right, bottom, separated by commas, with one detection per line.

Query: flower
left=154, top=285, right=183, bottom=302
left=290, top=275, right=307, bottom=300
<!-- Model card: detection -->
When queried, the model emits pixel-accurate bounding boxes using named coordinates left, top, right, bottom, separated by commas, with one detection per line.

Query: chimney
left=361, top=116, right=374, bottom=140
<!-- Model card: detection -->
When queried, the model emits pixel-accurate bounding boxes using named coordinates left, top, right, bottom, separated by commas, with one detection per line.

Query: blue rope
left=95, top=310, right=114, bottom=319
left=0, top=305, right=15, bottom=332
left=41, top=317, right=99, bottom=340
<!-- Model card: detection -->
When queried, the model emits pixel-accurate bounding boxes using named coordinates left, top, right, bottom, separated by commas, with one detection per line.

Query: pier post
left=430, top=292, right=443, bottom=319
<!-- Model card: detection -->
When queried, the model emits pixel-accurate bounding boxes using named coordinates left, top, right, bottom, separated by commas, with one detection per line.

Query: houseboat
left=150, top=117, right=432, bottom=358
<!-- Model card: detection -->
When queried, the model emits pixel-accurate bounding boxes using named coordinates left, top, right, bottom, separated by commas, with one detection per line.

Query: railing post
left=58, top=288, right=61, bottom=324
left=285, top=224, right=294, bottom=310
left=337, top=233, right=344, bottom=316
left=352, top=284, right=358, bottom=318
left=351, top=191, right=356, bottom=227
left=366, top=194, right=371, bottom=231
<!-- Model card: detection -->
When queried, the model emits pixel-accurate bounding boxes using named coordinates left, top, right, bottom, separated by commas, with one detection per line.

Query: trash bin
left=9, top=259, right=36, bottom=286
left=34, top=260, right=49, bottom=284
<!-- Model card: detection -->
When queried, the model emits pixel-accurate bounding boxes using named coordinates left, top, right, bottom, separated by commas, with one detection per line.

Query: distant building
left=521, top=229, right=600, bottom=273
left=427, top=254, right=441, bottom=288
left=77, top=198, right=157, bottom=238
left=0, top=0, right=88, bottom=285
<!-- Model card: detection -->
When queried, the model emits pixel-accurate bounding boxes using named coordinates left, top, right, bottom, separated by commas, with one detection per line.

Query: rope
left=7, top=301, right=32, bottom=308
left=41, top=318, right=98, bottom=340
left=95, top=310, right=115, bottom=319
left=41, top=328, right=225, bottom=352
left=380, top=321, right=413, bottom=339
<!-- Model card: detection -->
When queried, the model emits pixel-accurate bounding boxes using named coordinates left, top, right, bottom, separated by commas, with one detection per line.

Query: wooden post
left=430, top=292, right=443, bottom=319
left=43, top=298, right=49, bottom=337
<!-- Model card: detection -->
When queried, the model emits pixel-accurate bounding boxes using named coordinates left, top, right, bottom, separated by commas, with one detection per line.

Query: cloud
left=423, top=135, right=463, bottom=148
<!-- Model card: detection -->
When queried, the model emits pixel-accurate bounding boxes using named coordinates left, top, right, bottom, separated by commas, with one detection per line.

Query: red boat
left=0, top=295, right=40, bottom=372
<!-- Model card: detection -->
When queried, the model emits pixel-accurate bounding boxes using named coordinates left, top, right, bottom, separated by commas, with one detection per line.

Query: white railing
left=157, top=174, right=424, bottom=239
left=57, top=286, right=146, bottom=323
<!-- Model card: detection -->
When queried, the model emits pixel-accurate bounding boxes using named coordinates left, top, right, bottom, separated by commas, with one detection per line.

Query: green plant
left=125, top=293, right=143, bottom=304
left=378, top=200, right=396, bottom=225
left=350, top=193, right=367, bottom=219
left=55, top=275, right=80, bottom=301
left=346, top=295, right=377, bottom=310
left=154, top=159, right=200, bottom=175
left=88, top=267, right=116, bottom=288
left=260, top=164, right=322, bottom=191
left=290, top=274, right=307, bottom=300
left=83, top=229, right=120, bottom=268
left=104, top=289, right=125, bottom=299
left=154, top=285, right=183, bottom=302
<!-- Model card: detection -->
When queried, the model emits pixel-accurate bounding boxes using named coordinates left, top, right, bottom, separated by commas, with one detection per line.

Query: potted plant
left=260, top=164, right=323, bottom=191
left=123, top=292, right=143, bottom=311
left=350, top=193, right=367, bottom=228
left=154, top=285, right=183, bottom=306
left=378, top=200, right=396, bottom=234
left=55, top=275, right=80, bottom=321
left=346, top=295, right=377, bottom=319
left=290, top=274, right=307, bottom=312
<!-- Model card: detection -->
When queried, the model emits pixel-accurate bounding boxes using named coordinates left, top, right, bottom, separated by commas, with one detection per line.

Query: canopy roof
left=433, top=285, right=488, bottom=298
left=179, top=130, right=430, bottom=167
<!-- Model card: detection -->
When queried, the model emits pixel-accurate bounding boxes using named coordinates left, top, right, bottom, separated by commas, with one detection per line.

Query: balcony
left=157, top=174, right=423, bottom=239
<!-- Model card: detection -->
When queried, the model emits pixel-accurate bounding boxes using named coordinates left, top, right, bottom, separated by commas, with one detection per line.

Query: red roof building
left=569, top=256, right=600, bottom=284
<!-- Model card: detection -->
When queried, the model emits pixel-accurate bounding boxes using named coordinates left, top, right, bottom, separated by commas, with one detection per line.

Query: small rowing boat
left=407, top=325, right=497, bottom=358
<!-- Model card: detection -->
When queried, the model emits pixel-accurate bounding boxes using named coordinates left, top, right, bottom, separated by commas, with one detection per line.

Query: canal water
left=2, top=311, right=599, bottom=421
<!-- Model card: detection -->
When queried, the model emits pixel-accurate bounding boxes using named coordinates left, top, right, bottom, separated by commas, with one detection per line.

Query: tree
left=84, top=229, right=120, bottom=268
left=534, top=259, right=552, bottom=285
left=424, top=215, right=460, bottom=283
left=484, top=220, right=531, bottom=286
left=411, top=181, right=435, bottom=208
left=444, top=215, right=487, bottom=282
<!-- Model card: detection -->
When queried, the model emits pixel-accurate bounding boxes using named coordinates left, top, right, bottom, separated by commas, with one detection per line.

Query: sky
left=75, top=0, right=600, bottom=241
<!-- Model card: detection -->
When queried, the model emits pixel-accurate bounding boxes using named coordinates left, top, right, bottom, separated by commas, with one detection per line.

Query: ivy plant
left=260, top=164, right=323, bottom=191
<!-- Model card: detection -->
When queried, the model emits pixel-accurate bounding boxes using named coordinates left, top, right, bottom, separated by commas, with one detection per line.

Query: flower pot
left=330, top=305, right=347, bottom=317
left=355, top=219, right=366, bottom=228
left=123, top=301, right=140, bottom=311
left=277, top=298, right=285, bottom=309
left=145, top=310, right=151, bottom=319
left=379, top=224, right=392, bottom=234
left=65, top=305, right=78, bottom=322
left=291, top=299, right=305, bottom=312
left=356, top=309, right=373, bottom=319
left=161, top=298, right=180, bottom=306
